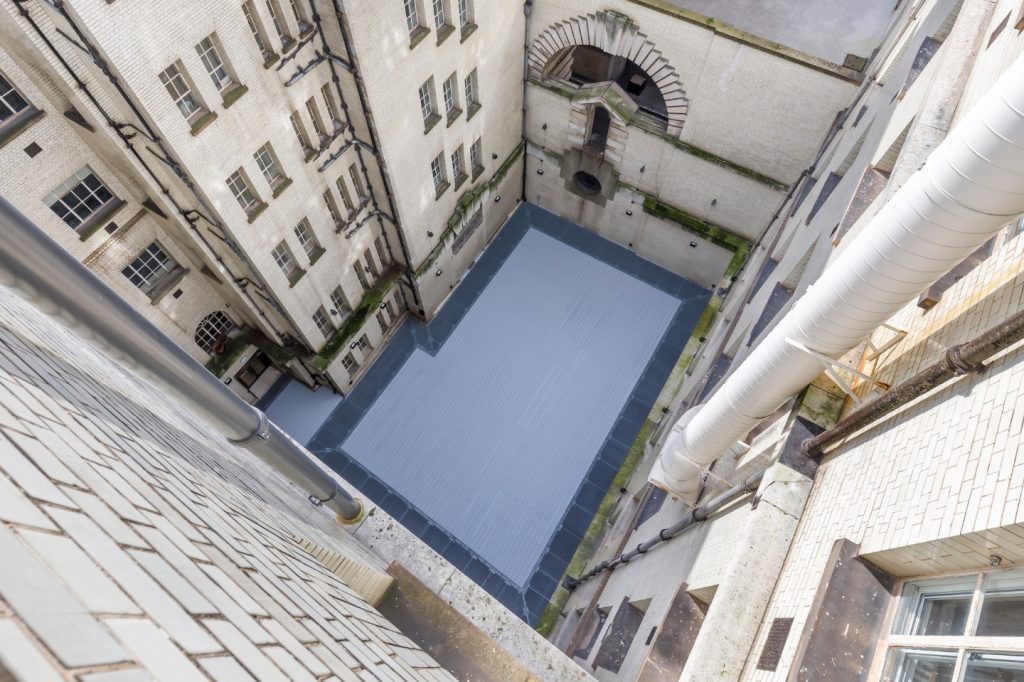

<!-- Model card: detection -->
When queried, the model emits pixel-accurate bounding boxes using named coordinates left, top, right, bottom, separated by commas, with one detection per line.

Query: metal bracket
left=785, top=338, right=890, bottom=407
left=866, top=322, right=908, bottom=361
left=308, top=489, right=337, bottom=507
left=229, top=410, right=271, bottom=446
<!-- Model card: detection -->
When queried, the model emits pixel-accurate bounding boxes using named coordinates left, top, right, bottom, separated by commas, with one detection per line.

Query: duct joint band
left=229, top=410, right=271, bottom=446
left=946, top=345, right=986, bottom=375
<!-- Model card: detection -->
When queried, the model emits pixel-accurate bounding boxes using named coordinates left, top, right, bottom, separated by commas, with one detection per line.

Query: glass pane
left=884, top=648, right=957, bottom=682
left=964, top=652, right=1024, bottom=682
left=977, top=569, right=1024, bottom=637
left=896, top=575, right=976, bottom=636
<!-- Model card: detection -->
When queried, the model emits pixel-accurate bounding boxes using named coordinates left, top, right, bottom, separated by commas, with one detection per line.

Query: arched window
left=194, top=311, right=234, bottom=354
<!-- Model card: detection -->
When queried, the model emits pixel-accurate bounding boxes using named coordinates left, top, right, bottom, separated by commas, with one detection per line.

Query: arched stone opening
left=528, top=11, right=688, bottom=136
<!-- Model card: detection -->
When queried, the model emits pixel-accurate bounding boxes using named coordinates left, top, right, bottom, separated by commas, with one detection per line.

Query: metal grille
left=756, top=617, right=794, bottom=671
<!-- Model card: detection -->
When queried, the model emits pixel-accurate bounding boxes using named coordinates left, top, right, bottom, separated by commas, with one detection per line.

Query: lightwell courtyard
left=265, top=204, right=709, bottom=622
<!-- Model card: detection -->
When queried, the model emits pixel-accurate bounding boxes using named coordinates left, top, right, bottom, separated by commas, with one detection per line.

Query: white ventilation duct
left=652, top=54, right=1024, bottom=500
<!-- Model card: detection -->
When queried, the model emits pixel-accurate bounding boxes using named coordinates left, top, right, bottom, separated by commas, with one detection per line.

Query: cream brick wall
left=0, top=280, right=460, bottom=681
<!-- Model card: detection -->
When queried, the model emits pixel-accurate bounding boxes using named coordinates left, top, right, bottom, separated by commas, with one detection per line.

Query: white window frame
left=418, top=79, right=435, bottom=121
left=348, top=163, right=365, bottom=201
left=265, top=0, right=293, bottom=45
left=431, top=153, right=446, bottom=190
left=470, top=137, right=482, bottom=172
left=195, top=311, right=234, bottom=354
left=290, top=110, right=313, bottom=153
left=293, top=218, right=320, bottom=259
left=442, top=74, right=458, bottom=115
left=451, top=145, right=464, bottom=179
left=159, top=62, right=202, bottom=120
left=321, top=83, right=342, bottom=130
left=312, top=306, right=333, bottom=336
left=457, top=0, right=472, bottom=26
left=195, top=35, right=232, bottom=93
left=330, top=285, right=350, bottom=316
left=0, top=72, right=30, bottom=124
left=324, top=189, right=343, bottom=227
left=44, top=166, right=117, bottom=230
left=242, top=2, right=272, bottom=57
left=872, top=566, right=1024, bottom=681
left=305, top=97, right=327, bottom=139
left=253, top=142, right=284, bottom=185
left=227, top=169, right=259, bottom=212
left=432, top=0, right=447, bottom=28
left=335, top=176, right=355, bottom=212
left=403, top=0, right=420, bottom=32
left=271, top=241, right=299, bottom=279
left=121, top=242, right=178, bottom=296
left=464, top=69, right=479, bottom=107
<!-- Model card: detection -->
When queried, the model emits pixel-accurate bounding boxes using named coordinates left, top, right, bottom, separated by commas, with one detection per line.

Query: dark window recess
left=573, top=171, right=602, bottom=196
left=141, top=198, right=168, bottom=219
left=23, top=142, right=41, bottom=157
left=594, top=597, right=649, bottom=673
left=806, top=172, right=842, bottom=225
left=638, top=583, right=707, bottom=680
left=62, top=107, right=94, bottom=132
left=644, top=626, right=657, bottom=646
left=697, top=353, right=733, bottom=403
left=988, top=12, right=1011, bottom=48
left=748, top=284, right=793, bottom=346
left=634, top=487, right=667, bottom=529
left=756, top=617, right=795, bottom=671
left=904, top=37, right=940, bottom=92
left=235, top=351, right=271, bottom=389
left=584, top=106, right=610, bottom=157
left=567, top=45, right=668, bottom=128
left=789, top=177, right=817, bottom=217
left=104, top=222, right=118, bottom=234
left=835, top=168, right=888, bottom=244
left=852, top=105, right=868, bottom=127
left=572, top=607, right=610, bottom=660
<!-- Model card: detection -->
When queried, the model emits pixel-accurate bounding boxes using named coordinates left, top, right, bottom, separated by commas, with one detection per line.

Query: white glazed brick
left=0, top=619, right=63, bottom=682
left=104, top=618, right=208, bottom=682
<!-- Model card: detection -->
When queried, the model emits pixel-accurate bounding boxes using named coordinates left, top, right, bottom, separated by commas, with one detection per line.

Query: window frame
left=871, top=566, right=1024, bottom=681
left=265, top=0, right=294, bottom=49
left=242, top=1, right=274, bottom=60
left=194, top=311, right=235, bottom=354
left=293, top=217, right=323, bottom=262
left=432, top=0, right=448, bottom=29
left=348, top=163, right=365, bottom=202
left=0, top=71, right=42, bottom=147
left=44, top=166, right=123, bottom=237
left=253, top=142, right=285, bottom=187
left=271, top=240, right=304, bottom=285
left=158, top=62, right=204, bottom=122
left=195, top=34, right=234, bottom=93
left=431, top=152, right=448, bottom=196
left=226, top=168, right=264, bottom=220
left=121, top=241, right=184, bottom=300
left=312, top=306, right=334, bottom=337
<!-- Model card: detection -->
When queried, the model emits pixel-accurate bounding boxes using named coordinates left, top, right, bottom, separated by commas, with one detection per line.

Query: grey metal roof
left=341, top=228, right=682, bottom=585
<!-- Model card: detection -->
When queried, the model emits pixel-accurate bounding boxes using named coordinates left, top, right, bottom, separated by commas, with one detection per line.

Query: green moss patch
left=535, top=420, right=656, bottom=637
left=641, top=197, right=751, bottom=279
left=311, top=271, right=400, bottom=372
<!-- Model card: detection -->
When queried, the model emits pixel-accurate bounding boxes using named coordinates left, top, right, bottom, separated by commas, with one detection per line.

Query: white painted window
left=313, top=306, right=333, bottom=336
left=879, top=568, right=1024, bottom=680
left=442, top=73, right=458, bottom=114
left=335, top=176, right=355, bottom=212
left=288, top=0, right=310, bottom=32
left=158, top=63, right=201, bottom=119
left=403, top=0, right=419, bottom=31
left=0, top=73, right=30, bottom=124
left=451, top=145, right=464, bottom=178
left=330, top=285, right=350, bottom=315
left=324, top=190, right=343, bottom=226
left=242, top=2, right=271, bottom=56
left=305, top=97, right=326, bottom=138
left=458, top=0, right=472, bottom=26
left=271, top=241, right=299, bottom=279
left=464, top=68, right=479, bottom=107
left=265, top=0, right=292, bottom=43
left=253, top=142, right=283, bottom=184
left=194, top=311, right=234, bottom=353
left=348, top=163, right=365, bottom=200
left=418, top=79, right=435, bottom=121
left=290, top=111, right=312, bottom=152
left=432, top=0, right=447, bottom=28
left=470, top=137, right=482, bottom=171
left=321, top=83, right=342, bottom=129
left=293, top=218, right=320, bottom=259
left=431, top=153, right=446, bottom=190
left=342, top=352, right=358, bottom=373
left=356, top=333, right=372, bottom=351
left=195, top=35, right=232, bottom=92
left=374, top=235, right=389, bottom=266
left=44, top=167, right=115, bottom=230
left=121, top=242, right=178, bottom=295
left=226, top=170, right=259, bottom=211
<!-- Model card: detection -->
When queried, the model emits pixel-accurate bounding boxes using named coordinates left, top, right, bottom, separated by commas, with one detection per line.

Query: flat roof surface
left=270, top=205, right=709, bottom=622
left=662, top=0, right=898, bottom=64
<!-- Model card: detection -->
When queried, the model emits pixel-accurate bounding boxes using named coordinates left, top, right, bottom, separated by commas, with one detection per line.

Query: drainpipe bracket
left=947, top=345, right=986, bottom=375
left=229, top=410, right=271, bottom=446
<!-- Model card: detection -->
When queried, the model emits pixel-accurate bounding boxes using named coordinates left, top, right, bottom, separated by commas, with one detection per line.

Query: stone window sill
left=466, top=101, right=481, bottom=121
left=76, top=198, right=126, bottom=241
left=423, top=112, right=442, bottom=135
left=436, top=23, right=455, bottom=45
left=189, top=110, right=218, bottom=136
left=245, top=201, right=268, bottom=223
left=271, top=177, right=293, bottom=198
left=221, top=84, right=248, bottom=109
left=287, top=268, right=307, bottom=287
left=460, top=23, right=478, bottom=42
left=409, top=25, right=430, bottom=50
left=446, top=107, right=462, bottom=127
left=263, top=52, right=280, bottom=69
left=434, top=180, right=450, bottom=200
left=0, top=107, right=44, bottom=149
left=452, top=172, right=468, bottom=191
left=147, top=267, right=189, bottom=303
left=471, top=164, right=485, bottom=181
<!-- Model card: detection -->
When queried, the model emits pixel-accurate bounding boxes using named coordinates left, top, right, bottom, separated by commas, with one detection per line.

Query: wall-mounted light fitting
left=639, top=165, right=645, bottom=173
left=494, top=195, right=501, bottom=203
left=689, top=241, right=698, bottom=248
left=711, top=198, right=718, bottom=206
left=625, top=209, right=633, bottom=216
left=542, top=123, right=547, bottom=130
left=435, top=268, right=443, bottom=276
left=380, top=302, right=387, bottom=309
left=427, top=231, right=434, bottom=237
left=537, top=169, right=544, bottom=175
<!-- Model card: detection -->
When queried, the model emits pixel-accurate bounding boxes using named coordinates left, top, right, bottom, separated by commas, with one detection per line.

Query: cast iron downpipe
left=652, top=53, right=1024, bottom=500
left=804, top=309, right=1024, bottom=458
left=0, top=198, right=364, bottom=523
left=565, top=470, right=764, bottom=590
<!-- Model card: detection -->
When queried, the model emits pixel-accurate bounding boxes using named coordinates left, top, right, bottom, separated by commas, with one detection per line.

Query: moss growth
left=414, top=143, right=524, bottom=278
left=221, top=84, right=248, bottom=109
left=534, top=420, right=657, bottom=637
left=641, top=197, right=751, bottom=279
left=311, top=271, right=400, bottom=371
left=204, top=333, right=251, bottom=378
